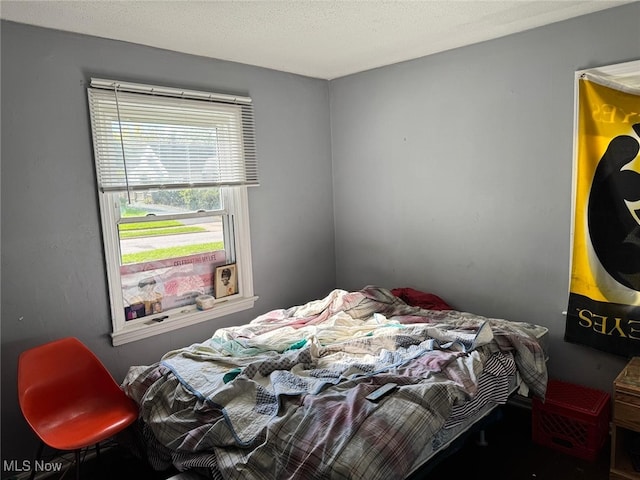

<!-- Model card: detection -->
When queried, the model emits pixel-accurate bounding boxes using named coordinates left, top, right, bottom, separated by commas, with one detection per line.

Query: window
left=87, top=78, right=258, bottom=345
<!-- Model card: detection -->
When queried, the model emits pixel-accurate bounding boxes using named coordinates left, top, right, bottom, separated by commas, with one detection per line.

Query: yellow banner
left=566, top=78, right=640, bottom=356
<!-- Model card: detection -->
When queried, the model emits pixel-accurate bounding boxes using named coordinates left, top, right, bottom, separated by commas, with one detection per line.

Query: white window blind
left=88, top=78, right=258, bottom=192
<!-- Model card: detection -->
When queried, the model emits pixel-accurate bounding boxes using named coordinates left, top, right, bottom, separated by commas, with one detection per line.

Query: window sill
left=111, top=295, right=258, bottom=346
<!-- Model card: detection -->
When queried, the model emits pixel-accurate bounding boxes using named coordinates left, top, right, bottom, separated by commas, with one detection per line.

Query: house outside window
left=87, top=79, right=258, bottom=345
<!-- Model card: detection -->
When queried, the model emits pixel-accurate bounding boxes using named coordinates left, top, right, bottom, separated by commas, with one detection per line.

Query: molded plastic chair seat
left=18, top=337, right=139, bottom=478
left=29, top=395, right=138, bottom=451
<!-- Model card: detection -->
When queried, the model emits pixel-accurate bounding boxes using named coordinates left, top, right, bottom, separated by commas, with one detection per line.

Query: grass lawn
left=120, top=220, right=207, bottom=239
left=122, top=242, right=224, bottom=264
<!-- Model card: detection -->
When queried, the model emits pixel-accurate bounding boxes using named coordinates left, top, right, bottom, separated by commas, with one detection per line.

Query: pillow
left=391, top=287, right=453, bottom=310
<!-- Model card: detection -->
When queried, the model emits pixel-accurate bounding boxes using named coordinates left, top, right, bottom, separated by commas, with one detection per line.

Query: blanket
left=122, top=286, right=547, bottom=480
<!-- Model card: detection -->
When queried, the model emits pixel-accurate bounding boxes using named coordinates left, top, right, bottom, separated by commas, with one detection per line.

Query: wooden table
left=611, top=357, right=640, bottom=479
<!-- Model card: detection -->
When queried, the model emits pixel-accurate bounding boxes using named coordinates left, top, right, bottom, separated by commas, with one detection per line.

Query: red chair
left=18, top=337, right=139, bottom=480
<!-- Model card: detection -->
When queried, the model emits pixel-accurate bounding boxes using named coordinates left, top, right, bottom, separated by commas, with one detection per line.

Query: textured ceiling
left=0, top=0, right=635, bottom=79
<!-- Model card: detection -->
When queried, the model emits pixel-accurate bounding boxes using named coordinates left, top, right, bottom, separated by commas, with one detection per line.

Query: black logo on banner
left=587, top=123, right=640, bottom=291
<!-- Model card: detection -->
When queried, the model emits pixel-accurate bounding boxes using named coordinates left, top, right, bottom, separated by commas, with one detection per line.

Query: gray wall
left=331, top=3, right=639, bottom=393
left=1, top=21, right=335, bottom=467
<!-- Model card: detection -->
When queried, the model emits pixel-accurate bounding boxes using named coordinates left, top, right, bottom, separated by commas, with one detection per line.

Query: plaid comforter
left=122, top=286, right=547, bottom=480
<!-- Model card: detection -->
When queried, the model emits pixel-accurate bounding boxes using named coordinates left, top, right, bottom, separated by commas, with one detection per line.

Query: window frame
left=99, top=185, right=257, bottom=346
left=87, top=78, right=258, bottom=345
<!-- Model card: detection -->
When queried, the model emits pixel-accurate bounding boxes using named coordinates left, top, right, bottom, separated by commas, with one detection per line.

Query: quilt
left=122, top=286, right=547, bottom=480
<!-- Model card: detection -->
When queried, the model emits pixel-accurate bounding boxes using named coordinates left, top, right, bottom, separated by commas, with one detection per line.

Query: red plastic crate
left=532, top=379, right=611, bottom=461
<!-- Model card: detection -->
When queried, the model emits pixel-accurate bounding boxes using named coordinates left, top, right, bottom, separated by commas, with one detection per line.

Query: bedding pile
left=121, top=286, right=547, bottom=480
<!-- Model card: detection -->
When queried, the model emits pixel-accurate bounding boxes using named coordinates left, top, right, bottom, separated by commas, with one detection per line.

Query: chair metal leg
left=29, top=440, right=45, bottom=480
left=75, top=449, right=81, bottom=480
left=477, top=429, right=489, bottom=447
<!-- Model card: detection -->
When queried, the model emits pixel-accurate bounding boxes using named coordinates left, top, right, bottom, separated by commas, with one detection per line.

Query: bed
left=120, top=285, right=548, bottom=480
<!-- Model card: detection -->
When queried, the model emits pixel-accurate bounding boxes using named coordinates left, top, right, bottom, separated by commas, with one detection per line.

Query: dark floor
left=414, top=404, right=611, bottom=480
left=31, top=446, right=177, bottom=480
left=38, top=404, right=610, bottom=480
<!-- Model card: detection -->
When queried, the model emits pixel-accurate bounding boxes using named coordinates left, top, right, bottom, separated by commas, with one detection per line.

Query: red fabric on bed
left=391, top=287, right=453, bottom=310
